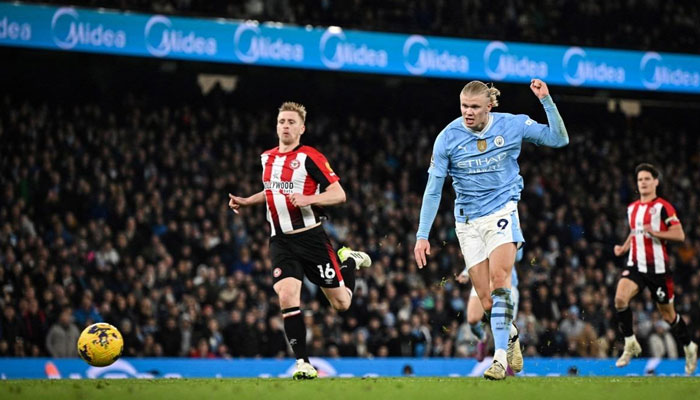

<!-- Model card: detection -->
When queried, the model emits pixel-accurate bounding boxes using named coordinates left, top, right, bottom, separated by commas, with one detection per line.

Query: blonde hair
left=460, top=81, right=500, bottom=107
left=278, top=101, right=307, bottom=123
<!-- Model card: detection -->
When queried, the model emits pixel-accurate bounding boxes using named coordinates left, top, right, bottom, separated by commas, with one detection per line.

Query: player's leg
left=457, top=220, right=491, bottom=315
left=468, top=260, right=493, bottom=317
left=486, top=242, right=517, bottom=379
left=653, top=275, right=697, bottom=375
left=467, top=274, right=487, bottom=361
left=506, top=283, right=521, bottom=376
left=467, top=287, right=486, bottom=339
left=613, top=273, right=641, bottom=367
left=271, top=235, right=317, bottom=380
left=322, top=247, right=371, bottom=311
left=301, top=227, right=371, bottom=312
left=467, top=260, right=495, bottom=363
left=273, top=277, right=317, bottom=379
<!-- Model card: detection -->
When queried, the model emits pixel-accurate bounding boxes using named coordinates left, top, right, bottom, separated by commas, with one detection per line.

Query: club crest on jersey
left=648, top=207, right=657, bottom=215
left=289, top=159, right=301, bottom=169
left=477, top=139, right=487, bottom=152
left=494, top=135, right=505, bottom=147
left=273, top=268, right=282, bottom=278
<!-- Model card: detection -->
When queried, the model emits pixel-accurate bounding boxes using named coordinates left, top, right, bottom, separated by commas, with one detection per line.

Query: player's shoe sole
left=684, top=341, right=698, bottom=375
left=615, top=339, right=642, bottom=368
left=483, top=360, right=507, bottom=380
left=337, top=246, right=371, bottom=269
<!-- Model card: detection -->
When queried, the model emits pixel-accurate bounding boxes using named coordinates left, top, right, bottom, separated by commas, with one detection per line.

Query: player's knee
left=275, top=287, right=299, bottom=309
left=467, top=313, right=482, bottom=325
left=491, top=275, right=508, bottom=289
left=480, top=296, right=493, bottom=311
left=330, top=297, right=350, bottom=312
left=659, top=308, right=675, bottom=323
left=614, top=296, right=629, bottom=311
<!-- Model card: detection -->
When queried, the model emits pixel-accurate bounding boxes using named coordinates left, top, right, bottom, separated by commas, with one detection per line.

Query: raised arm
left=526, top=79, right=569, bottom=148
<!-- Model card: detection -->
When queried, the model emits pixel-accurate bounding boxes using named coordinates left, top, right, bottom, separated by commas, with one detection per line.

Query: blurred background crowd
left=1, top=0, right=700, bottom=361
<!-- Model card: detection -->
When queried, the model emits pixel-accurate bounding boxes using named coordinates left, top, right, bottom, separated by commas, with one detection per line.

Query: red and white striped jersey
left=626, top=197, right=680, bottom=273
left=260, top=145, right=339, bottom=236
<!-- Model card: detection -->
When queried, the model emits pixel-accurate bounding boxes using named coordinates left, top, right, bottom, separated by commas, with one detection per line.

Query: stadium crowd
left=24, top=0, right=700, bottom=54
left=1, top=86, right=699, bottom=360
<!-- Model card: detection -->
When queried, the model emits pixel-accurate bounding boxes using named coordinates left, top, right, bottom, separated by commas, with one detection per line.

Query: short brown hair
left=635, top=163, right=660, bottom=180
left=460, top=81, right=500, bottom=107
left=278, top=102, right=307, bottom=123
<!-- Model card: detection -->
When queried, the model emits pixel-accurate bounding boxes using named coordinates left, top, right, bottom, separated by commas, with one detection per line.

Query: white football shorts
left=456, top=201, right=524, bottom=271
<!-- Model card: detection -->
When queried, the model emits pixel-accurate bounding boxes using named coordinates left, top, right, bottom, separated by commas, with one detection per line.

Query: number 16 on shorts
left=317, top=263, right=336, bottom=279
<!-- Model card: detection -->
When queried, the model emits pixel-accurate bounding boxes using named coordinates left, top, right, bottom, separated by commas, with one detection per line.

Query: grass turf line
left=1, top=377, right=698, bottom=400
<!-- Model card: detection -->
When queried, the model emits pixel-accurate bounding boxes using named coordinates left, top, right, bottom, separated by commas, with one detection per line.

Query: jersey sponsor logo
left=457, top=152, right=508, bottom=174
left=264, top=180, right=294, bottom=194
left=289, top=159, right=301, bottom=169
left=494, top=135, right=505, bottom=147
left=273, top=268, right=282, bottom=278
left=477, top=139, right=487, bottom=152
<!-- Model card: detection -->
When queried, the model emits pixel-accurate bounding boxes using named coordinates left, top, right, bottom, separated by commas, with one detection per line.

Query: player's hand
left=530, top=78, right=549, bottom=99
left=455, top=273, right=469, bottom=284
left=414, top=239, right=431, bottom=269
left=228, top=193, right=247, bottom=214
left=613, top=245, right=625, bottom=256
left=288, top=193, right=312, bottom=207
left=643, top=224, right=657, bottom=238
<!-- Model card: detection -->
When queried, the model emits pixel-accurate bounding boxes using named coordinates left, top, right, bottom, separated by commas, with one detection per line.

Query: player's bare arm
left=228, top=191, right=265, bottom=214
left=288, top=181, right=346, bottom=208
left=614, top=233, right=633, bottom=256
left=644, top=223, right=686, bottom=242
left=414, top=239, right=431, bottom=269
left=530, top=78, right=569, bottom=147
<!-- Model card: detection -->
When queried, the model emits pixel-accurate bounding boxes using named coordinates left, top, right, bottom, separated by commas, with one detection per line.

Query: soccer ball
left=77, top=323, right=124, bottom=367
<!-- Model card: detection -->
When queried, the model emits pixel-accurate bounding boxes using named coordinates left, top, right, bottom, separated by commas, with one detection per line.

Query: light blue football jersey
left=428, top=112, right=567, bottom=222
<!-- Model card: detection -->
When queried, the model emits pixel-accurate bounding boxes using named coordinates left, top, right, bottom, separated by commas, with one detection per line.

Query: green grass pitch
left=2, top=377, right=698, bottom=400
